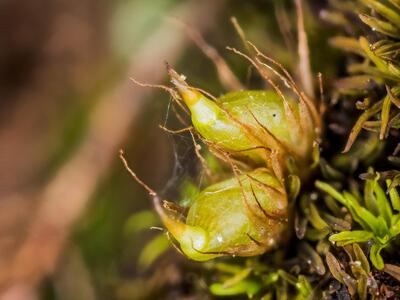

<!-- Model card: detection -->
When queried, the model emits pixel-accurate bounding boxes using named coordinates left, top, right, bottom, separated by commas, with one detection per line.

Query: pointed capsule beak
left=167, top=65, right=202, bottom=108
left=152, top=196, right=216, bottom=261
left=152, top=196, right=186, bottom=238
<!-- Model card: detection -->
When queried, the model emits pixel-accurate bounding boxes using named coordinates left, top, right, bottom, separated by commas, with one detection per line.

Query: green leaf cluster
left=207, top=261, right=312, bottom=300
left=316, top=171, right=400, bottom=269
left=330, top=0, right=400, bottom=151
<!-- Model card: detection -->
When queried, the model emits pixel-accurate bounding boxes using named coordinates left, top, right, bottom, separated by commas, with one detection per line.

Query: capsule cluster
left=154, top=61, right=321, bottom=261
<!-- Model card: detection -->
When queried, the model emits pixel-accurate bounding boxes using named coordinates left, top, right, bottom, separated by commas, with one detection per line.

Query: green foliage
left=316, top=171, right=400, bottom=269
left=207, top=260, right=313, bottom=299
left=329, top=0, right=400, bottom=152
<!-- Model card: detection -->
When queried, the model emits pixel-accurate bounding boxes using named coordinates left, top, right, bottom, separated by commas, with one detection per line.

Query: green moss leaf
left=387, top=179, right=400, bottom=211
left=329, top=36, right=365, bottom=56
left=326, top=252, right=346, bottom=284
left=359, top=14, right=400, bottom=38
left=210, top=279, right=261, bottom=298
left=360, top=0, right=400, bottom=28
left=353, top=243, right=370, bottom=274
left=370, top=243, right=385, bottom=270
left=372, top=177, right=393, bottom=226
left=329, top=230, right=374, bottom=246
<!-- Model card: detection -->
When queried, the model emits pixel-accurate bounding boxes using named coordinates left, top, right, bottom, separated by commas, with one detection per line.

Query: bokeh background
left=0, top=0, right=336, bottom=299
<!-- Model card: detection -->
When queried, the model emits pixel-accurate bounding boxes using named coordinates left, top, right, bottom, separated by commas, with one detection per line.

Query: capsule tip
left=166, top=63, right=201, bottom=107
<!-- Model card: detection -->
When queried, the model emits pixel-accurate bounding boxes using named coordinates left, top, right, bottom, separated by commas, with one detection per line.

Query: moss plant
left=122, top=0, right=400, bottom=298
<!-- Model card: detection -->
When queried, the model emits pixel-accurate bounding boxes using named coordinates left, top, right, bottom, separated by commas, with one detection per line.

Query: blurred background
left=0, top=0, right=336, bottom=299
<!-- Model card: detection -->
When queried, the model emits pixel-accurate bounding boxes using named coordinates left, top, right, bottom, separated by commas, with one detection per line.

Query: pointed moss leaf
left=316, top=239, right=331, bottom=255
left=357, top=276, right=368, bottom=300
left=319, top=158, right=345, bottom=180
left=305, top=227, right=330, bottom=241
left=370, top=243, right=385, bottom=270
left=322, top=10, right=352, bottom=27
left=295, top=213, right=308, bottom=239
left=312, top=142, right=320, bottom=169
left=387, top=179, right=400, bottom=211
left=322, top=213, right=352, bottom=231
left=387, top=86, right=400, bottom=109
left=331, top=0, right=359, bottom=11
left=353, top=243, right=370, bottom=274
left=389, top=219, right=400, bottom=236
left=372, top=178, right=393, bottom=226
left=287, top=175, right=301, bottom=203
left=277, top=270, right=298, bottom=285
left=329, top=36, right=364, bottom=56
left=315, top=181, right=380, bottom=233
left=380, top=95, right=392, bottom=140
left=335, top=76, right=375, bottom=95
left=364, top=176, right=379, bottom=215
left=348, top=62, right=396, bottom=81
left=390, top=174, right=400, bottom=189
left=343, top=244, right=356, bottom=261
left=308, top=202, right=330, bottom=230
left=329, top=230, right=373, bottom=246
left=360, top=0, right=400, bottom=28
left=297, top=275, right=312, bottom=297
left=346, top=63, right=377, bottom=78
left=299, top=242, right=326, bottom=275
left=324, top=196, right=343, bottom=216
left=359, top=37, right=391, bottom=74
left=388, top=63, right=400, bottom=79
left=374, top=216, right=390, bottom=238
left=221, top=268, right=252, bottom=289
left=374, top=41, right=400, bottom=58
left=349, top=185, right=363, bottom=201
left=326, top=252, right=345, bottom=284
left=342, top=192, right=379, bottom=233
left=350, top=258, right=368, bottom=279
left=359, top=14, right=400, bottom=38
left=214, top=263, right=243, bottom=274
left=315, top=181, right=347, bottom=205
left=342, top=99, right=383, bottom=153
left=343, top=273, right=357, bottom=297
left=210, top=279, right=261, bottom=297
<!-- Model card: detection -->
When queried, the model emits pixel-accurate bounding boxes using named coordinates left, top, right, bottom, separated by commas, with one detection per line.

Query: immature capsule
left=156, top=168, right=288, bottom=261
left=169, top=69, right=320, bottom=179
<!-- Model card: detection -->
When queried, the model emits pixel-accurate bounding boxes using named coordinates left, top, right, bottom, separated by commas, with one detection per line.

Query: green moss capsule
left=156, top=168, right=288, bottom=261
left=169, top=69, right=320, bottom=180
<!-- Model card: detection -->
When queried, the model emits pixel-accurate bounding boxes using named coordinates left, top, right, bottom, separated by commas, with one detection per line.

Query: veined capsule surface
left=171, top=72, right=319, bottom=178
left=218, top=90, right=308, bottom=160
left=158, top=168, right=288, bottom=261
